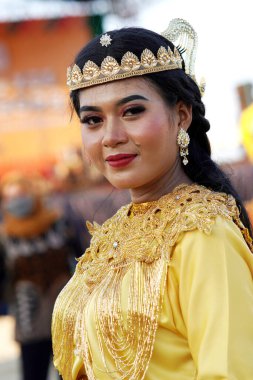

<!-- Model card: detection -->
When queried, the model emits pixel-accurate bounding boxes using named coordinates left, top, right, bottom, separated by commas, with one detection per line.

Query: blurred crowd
left=0, top=171, right=84, bottom=380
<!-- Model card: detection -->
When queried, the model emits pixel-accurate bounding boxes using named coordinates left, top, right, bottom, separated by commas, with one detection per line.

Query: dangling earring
left=177, top=128, right=190, bottom=165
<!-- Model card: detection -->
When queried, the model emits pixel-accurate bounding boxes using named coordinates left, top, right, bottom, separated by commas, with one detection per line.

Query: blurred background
left=0, top=0, right=253, bottom=379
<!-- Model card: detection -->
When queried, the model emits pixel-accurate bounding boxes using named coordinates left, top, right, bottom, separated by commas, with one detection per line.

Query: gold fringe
left=52, top=184, right=253, bottom=379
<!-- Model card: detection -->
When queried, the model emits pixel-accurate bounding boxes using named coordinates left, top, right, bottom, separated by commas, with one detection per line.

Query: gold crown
left=67, top=46, right=183, bottom=91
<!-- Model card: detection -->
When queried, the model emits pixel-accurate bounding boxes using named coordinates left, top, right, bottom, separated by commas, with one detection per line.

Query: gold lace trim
left=52, top=184, right=252, bottom=380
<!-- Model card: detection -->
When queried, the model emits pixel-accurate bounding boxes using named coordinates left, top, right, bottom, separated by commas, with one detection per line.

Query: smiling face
left=78, top=77, right=192, bottom=201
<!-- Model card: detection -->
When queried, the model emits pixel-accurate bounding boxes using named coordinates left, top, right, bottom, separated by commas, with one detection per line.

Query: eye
left=81, top=115, right=103, bottom=127
left=123, top=105, right=145, bottom=117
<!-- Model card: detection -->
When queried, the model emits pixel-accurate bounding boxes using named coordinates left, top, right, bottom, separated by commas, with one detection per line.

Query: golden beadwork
left=52, top=184, right=253, bottom=380
left=67, top=46, right=183, bottom=90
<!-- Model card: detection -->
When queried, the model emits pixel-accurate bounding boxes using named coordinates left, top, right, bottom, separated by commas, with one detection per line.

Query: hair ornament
left=161, top=18, right=205, bottom=96
left=67, top=46, right=183, bottom=90
left=100, top=33, right=112, bottom=47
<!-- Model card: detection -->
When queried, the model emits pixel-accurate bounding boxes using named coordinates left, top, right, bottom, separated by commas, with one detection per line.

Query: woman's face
left=79, top=77, right=190, bottom=193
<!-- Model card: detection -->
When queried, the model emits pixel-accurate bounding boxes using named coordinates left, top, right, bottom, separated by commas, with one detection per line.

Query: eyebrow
left=79, top=105, right=101, bottom=113
left=79, top=94, right=149, bottom=114
left=116, top=95, right=149, bottom=106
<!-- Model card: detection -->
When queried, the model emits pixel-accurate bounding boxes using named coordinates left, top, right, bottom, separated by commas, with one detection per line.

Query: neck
left=129, top=157, right=192, bottom=204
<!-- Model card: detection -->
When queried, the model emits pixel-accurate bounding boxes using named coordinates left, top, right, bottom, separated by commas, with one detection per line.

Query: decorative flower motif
left=71, top=64, right=83, bottom=84
left=83, top=60, right=100, bottom=81
left=157, top=46, right=170, bottom=65
left=100, top=33, right=112, bottom=47
left=141, top=49, right=157, bottom=68
left=121, top=52, right=140, bottom=72
left=101, top=56, right=120, bottom=76
left=170, top=47, right=183, bottom=68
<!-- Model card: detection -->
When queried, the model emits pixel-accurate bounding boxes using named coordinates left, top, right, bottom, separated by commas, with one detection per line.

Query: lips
left=105, top=153, right=137, bottom=168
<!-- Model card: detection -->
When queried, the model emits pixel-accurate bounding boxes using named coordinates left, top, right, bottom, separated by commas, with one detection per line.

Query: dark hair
left=70, top=27, right=252, bottom=238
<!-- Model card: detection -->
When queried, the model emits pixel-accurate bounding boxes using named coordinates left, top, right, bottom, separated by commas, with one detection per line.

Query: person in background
left=0, top=172, right=81, bottom=380
left=52, top=19, right=253, bottom=380
left=0, top=240, right=7, bottom=315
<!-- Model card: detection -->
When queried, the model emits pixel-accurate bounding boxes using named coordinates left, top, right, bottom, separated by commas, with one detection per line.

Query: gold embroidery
left=52, top=184, right=252, bottom=379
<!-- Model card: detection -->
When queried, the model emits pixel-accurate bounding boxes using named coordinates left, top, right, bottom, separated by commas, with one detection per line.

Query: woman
left=52, top=19, right=253, bottom=379
left=0, top=173, right=78, bottom=380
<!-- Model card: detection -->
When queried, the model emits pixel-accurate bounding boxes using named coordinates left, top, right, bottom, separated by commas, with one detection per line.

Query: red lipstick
left=105, top=154, right=137, bottom=168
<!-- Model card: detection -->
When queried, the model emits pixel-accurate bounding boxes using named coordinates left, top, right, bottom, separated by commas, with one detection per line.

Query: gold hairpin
left=67, top=46, right=183, bottom=91
left=162, top=18, right=205, bottom=96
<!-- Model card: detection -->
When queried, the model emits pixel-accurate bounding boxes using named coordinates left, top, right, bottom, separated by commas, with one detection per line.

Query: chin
left=102, top=164, right=151, bottom=189
left=105, top=175, right=146, bottom=190
left=107, top=180, right=134, bottom=190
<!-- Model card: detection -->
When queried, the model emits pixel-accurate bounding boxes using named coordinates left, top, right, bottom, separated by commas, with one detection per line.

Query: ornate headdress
left=67, top=18, right=204, bottom=95
left=161, top=18, right=205, bottom=96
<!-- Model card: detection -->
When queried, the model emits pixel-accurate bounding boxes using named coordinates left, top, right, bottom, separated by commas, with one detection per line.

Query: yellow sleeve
left=72, top=355, right=87, bottom=379
left=172, top=216, right=253, bottom=379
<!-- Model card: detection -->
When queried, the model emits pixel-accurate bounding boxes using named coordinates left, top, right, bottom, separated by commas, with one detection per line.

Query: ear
left=175, top=101, right=192, bottom=131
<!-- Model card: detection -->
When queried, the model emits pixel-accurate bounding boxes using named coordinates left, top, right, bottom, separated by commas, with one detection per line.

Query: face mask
left=4, top=195, right=35, bottom=218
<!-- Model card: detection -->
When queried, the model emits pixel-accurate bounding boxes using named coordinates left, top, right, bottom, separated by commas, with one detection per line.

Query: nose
left=102, top=118, right=128, bottom=148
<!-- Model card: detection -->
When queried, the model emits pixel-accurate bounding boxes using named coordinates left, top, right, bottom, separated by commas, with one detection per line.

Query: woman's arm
left=173, top=216, right=253, bottom=379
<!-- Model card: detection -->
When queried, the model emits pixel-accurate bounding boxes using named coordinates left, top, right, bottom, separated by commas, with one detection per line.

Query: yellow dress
left=52, top=184, right=253, bottom=380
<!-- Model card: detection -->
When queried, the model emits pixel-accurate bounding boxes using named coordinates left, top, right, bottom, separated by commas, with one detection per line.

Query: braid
left=147, top=70, right=253, bottom=238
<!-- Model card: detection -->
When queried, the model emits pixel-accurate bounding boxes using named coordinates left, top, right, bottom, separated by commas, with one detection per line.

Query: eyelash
left=123, top=105, right=145, bottom=116
left=81, top=115, right=102, bottom=126
left=81, top=106, right=145, bottom=127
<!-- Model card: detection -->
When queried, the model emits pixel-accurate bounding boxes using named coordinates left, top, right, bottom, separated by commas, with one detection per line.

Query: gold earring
left=177, top=128, right=190, bottom=165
